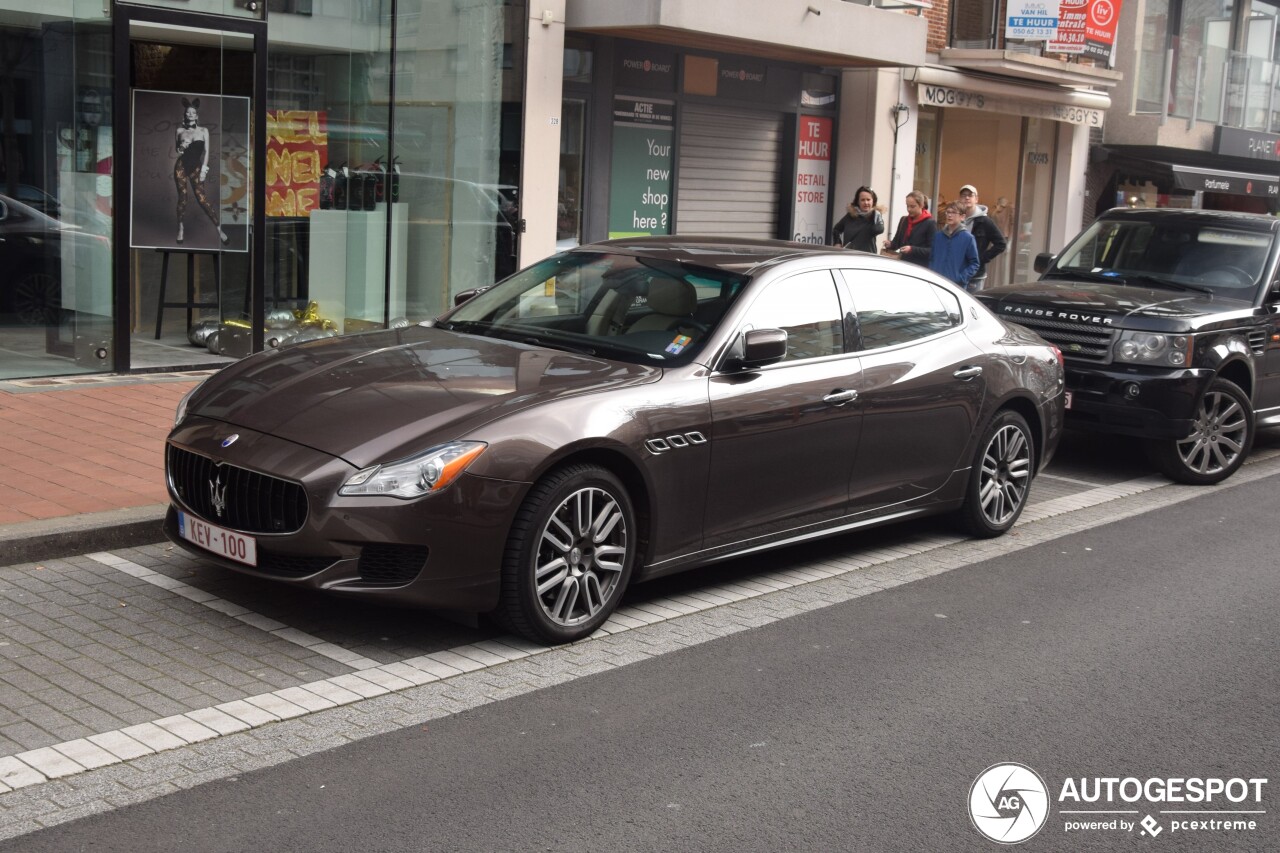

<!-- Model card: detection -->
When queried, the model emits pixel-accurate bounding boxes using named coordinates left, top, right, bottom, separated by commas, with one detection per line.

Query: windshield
left=1047, top=218, right=1274, bottom=296
left=438, top=250, right=749, bottom=364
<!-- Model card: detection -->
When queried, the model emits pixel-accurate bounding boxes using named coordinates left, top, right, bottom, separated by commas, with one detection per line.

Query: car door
left=837, top=268, right=988, bottom=512
left=703, top=269, right=862, bottom=550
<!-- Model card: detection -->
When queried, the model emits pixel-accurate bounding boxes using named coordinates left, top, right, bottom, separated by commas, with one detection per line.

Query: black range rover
left=976, top=208, right=1280, bottom=485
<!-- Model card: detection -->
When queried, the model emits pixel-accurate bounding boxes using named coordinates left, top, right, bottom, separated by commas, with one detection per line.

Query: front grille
left=1005, top=315, right=1117, bottom=364
left=358, top=545, right=429, bottom=586
left=168, top=444, right=308, bottom=534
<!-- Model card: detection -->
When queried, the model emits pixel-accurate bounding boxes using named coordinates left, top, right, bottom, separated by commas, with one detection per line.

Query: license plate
left=178, top=511, right=258, bottom=567
left=1063, top=390, right=1073, bottom=410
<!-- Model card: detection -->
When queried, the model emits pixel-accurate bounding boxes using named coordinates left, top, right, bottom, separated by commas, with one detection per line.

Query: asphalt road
left=6, top=458, right=1276, bottom=851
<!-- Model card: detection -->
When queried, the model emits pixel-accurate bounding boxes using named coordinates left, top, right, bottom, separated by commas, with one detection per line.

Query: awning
left=1171, top=164, right=1280, bottom=198
left=906, top=65, right=1110, bottom=126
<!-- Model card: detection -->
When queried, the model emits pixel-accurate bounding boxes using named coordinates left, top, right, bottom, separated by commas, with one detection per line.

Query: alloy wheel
left=1176, top=389, right=1248, bottom=477
left=534, top=486, right=629, bottom=628
left=978, top=423, right=1031, bottom=526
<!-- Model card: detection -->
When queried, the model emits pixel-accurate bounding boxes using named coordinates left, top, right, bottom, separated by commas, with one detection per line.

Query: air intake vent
left=359, top=545, right=429, bottom=586
left=1248, top=329, right=1266, bottom=356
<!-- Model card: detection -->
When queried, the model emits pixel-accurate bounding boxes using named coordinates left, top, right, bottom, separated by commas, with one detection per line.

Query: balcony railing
left=1142, top=38, right=1280, bottom=133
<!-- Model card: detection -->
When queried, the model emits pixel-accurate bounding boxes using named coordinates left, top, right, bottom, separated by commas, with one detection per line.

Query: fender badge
left=221, top=434, right=240, bottom=448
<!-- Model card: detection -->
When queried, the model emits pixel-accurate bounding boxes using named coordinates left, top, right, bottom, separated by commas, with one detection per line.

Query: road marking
left=4, top=452, right=1280, bottom=816
left=85, top=552, right=383, bottom=670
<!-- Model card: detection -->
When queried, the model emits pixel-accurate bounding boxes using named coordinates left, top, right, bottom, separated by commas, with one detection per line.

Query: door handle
left=823, top=389, right=858, bottom=405
left=953, top=366, right=983, bottom=380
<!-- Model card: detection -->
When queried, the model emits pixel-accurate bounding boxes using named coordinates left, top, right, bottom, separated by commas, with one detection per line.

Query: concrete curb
left=0, top=505, right=169, bottom=565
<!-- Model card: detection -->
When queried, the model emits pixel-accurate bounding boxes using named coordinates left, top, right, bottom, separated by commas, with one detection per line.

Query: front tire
left=960, top=410, right=1034, bottom=538
left=1148, top=378, right=1253, bottom=485
left=497, top=464, right=637, bottom=644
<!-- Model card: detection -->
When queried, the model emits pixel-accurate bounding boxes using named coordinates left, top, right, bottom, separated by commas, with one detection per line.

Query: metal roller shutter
left=675, top=104, right=782, bottom=239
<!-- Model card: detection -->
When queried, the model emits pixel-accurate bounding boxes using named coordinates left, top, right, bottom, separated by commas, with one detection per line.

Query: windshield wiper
left=441, top=319, right=492, bottom=335
left=516, top=335, right=597, bottom=357
left=1132, top=275, right=1214, bottom=295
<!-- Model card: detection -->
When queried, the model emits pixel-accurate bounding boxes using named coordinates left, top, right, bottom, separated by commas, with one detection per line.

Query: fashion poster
left=130, top=89, right=250, bottom=252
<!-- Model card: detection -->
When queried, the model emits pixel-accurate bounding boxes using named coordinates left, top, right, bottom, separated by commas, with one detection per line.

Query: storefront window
left=1172, top=0, right=1234, bottom=121
left=1137, top=0, right=1171, bottom=114
left=392, top=1, right=518, bottom=319
left=0, top=9, right=114, bottom=380
left=1013, top=118, right=1057, bottom=283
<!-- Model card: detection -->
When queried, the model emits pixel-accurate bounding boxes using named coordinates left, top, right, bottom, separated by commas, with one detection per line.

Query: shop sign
left=267, top=110, right=328, bottom=217
left=1006, top=0, right=1060, bottom=40
left=616, top=47, right=676, bottom=92
left=717, top=61, right=768, bottom=100
left=792, top=117, right=832, bottom=245
left=917, top=84, right=1104, bottom=127
left=1172, top=166, right=1280, bottom=198
left=1214, top=126, right=1280, bottom=161
left=608, top=96, right=675, bottom=238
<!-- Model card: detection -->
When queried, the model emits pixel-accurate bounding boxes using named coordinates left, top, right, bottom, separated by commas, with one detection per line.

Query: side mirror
left=1033, top=252, right=1054, bottom=275
left=453, top=285, right=491, bottom=306
left=738, top=328, right=788, bottom=368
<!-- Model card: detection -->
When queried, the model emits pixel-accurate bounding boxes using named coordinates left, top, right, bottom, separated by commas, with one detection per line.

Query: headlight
left=1113, top=331, right=1191, bottom=367
left=174, top=383, right=201, bottom=426
left=339, top=441, right=487, bottom=499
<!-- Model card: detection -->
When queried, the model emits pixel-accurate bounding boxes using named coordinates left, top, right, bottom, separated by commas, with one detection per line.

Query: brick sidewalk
left=0, top=375, right=208, bottom=526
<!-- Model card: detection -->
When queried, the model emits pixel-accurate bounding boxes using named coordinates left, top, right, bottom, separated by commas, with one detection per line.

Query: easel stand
left=155, top=249, right=221, bottom=339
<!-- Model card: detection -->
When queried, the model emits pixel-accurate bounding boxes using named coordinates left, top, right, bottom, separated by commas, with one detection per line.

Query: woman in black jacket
left=884, top=190, right=936, bottom=267
left=831, top=186, right=884, bottom=253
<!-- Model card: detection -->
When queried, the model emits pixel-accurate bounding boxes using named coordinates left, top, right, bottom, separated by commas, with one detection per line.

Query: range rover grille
left=1003, top=314, right=1117, bottom=364
left=167, top=444, right=308, bottom=534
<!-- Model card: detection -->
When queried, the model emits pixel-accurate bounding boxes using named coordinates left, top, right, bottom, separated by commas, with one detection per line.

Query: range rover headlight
left=1113, top=331, right=1191, bottom=367
left=339, top=441, right=487, bottom=499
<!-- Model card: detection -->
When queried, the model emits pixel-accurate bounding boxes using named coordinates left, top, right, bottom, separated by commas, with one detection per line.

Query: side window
left=839, top=270, right=960, bottom=349
left=741, top=270, right=844, bottom=362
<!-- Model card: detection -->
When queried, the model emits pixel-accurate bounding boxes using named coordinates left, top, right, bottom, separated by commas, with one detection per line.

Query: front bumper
left=1062, top=364, right=1213, bottom=440
left=164, top=417, right=527, bottom=612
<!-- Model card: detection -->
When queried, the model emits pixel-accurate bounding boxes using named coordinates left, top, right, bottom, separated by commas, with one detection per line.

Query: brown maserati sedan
left=165, top=237, right=1065, bottom=644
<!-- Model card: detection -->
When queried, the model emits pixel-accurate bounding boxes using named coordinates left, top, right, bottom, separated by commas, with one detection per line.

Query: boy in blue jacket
left=929, top=202, right=980, bottom=289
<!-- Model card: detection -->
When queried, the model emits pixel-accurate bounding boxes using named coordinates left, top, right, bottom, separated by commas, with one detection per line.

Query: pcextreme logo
left=969, top=764, right=1269, bottom=844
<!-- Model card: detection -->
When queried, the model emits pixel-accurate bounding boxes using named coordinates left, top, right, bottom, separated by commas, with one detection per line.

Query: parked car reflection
left=0, top=194, right=111, bottom=327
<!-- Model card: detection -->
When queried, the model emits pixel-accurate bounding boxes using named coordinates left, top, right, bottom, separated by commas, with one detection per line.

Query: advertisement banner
left=130, top=89, right=250, bottom=252
left=608, top=96, right=675, bottom=238
left=1082, top=0, right=1122, bottom=65
left=1006, top=0, right=1061, bottom=40
left=266, top=110, right=328, bottom=218
left=1047, top=0, right=1087, bottom=53
left=792, top=116, right=832, bottom=245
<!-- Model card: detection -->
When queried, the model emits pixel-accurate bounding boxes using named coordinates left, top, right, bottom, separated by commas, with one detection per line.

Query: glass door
left=117, top=9, right=265, bottom=371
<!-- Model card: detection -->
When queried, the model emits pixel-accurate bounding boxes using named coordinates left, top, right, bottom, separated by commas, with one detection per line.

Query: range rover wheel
left=960, top=410, right=1034, bottom=538
left=1148, top=378, right=1253, bottom=485
left=497, top=464, right=636, bottom=645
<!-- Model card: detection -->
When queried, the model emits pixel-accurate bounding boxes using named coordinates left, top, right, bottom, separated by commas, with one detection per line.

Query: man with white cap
left=956, top=184, right=1007, bottom=292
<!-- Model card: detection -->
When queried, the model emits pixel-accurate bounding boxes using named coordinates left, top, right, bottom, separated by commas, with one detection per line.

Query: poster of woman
left=130, top=89, right=250, bottom=252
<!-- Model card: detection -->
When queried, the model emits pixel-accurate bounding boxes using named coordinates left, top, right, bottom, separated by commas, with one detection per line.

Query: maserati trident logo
left=209, top=474, right=227, bottom=518
left=221, top=434, right=240, bottom=448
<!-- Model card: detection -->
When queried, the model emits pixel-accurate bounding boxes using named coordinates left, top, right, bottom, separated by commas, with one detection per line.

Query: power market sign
left=970, top=764, right=1269, bottom=843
